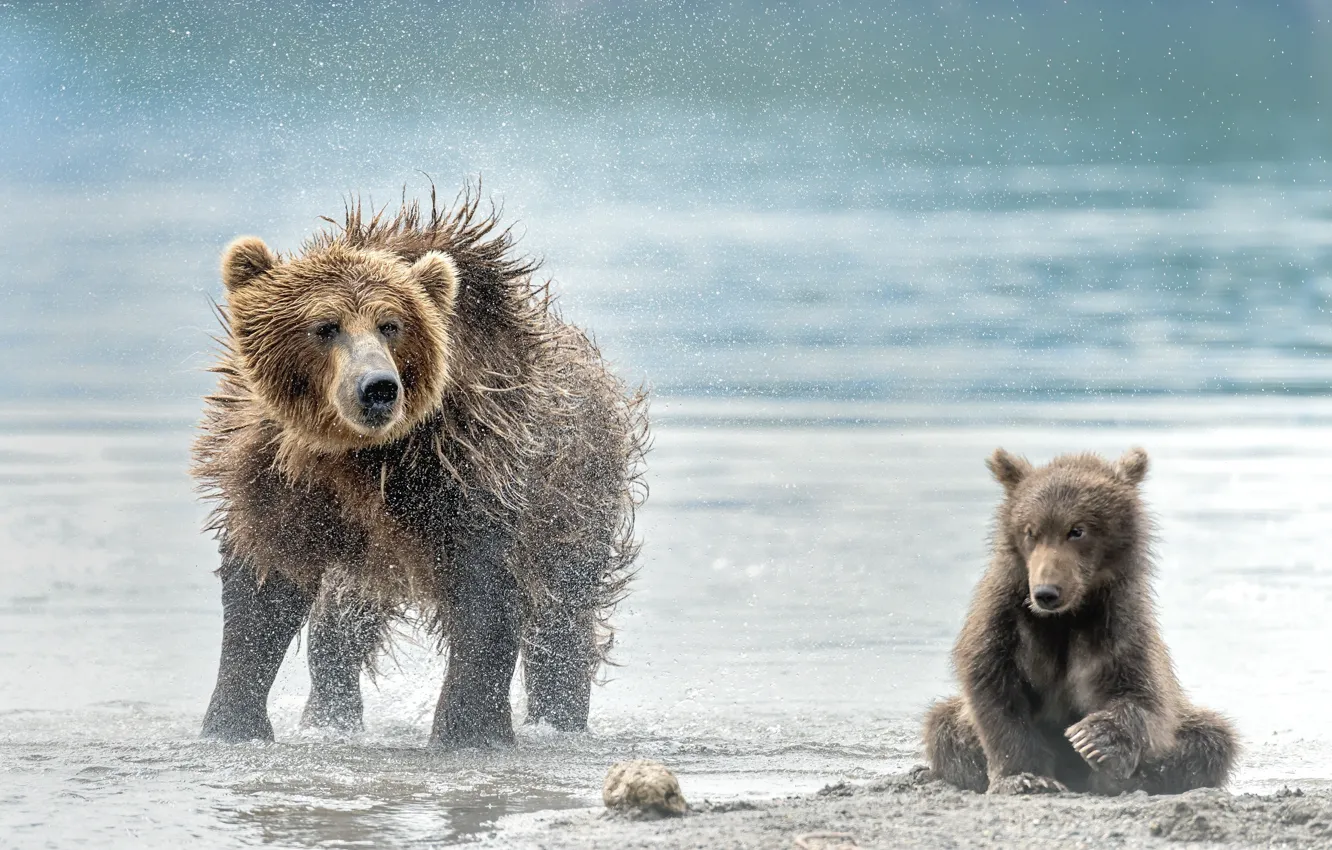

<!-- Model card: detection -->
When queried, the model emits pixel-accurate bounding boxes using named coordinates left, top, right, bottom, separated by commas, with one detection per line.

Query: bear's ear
left=221, top=236, right=277, bottom=291
left=1115, top=447, right=1150, bottom=486
left=411, top=250, right=459, bottom=314
left=987, top=448, right=1032, bottom=493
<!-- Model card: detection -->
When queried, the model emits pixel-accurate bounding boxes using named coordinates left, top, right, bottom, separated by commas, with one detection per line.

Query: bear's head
left=987, top=447, right=1150, bottom=616
left=219, top=236, right=458, bottom=451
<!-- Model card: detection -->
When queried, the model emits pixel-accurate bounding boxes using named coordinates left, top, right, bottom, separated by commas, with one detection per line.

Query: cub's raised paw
left=1065, top=715, right=1141, bottom=781
left=987, top=773, right=1067, bottom=795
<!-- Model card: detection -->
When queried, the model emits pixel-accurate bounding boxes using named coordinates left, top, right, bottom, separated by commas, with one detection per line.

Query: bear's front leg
left=521, top=537, right=604, bottom=731
left=958, top=614, right=1064, bottom=793
left=523, top=612, right=594, bottom=731
left=301, top=594, right=384, bottom=733
left=430, top=513, right=521, bottom=749
left=970, top=690, right=1067, bottom=794
left=201, top=557, right=312, bottom=742
left=1065, top=703, right=1148, bottom=782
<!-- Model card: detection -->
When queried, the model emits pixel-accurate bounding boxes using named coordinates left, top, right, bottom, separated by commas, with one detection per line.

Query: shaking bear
left=196, top=189, right=647, bottom=747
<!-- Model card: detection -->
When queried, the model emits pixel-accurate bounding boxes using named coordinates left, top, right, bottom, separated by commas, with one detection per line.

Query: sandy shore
left=491, top=771, right=1332, bottom=849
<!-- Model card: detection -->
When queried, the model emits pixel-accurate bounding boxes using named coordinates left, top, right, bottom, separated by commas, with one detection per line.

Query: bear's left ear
left=1115, top=447, right=1150, bottom=486
left=221, top=236, right=277, bottom=292
left=411, top=251, right=460, bottom=314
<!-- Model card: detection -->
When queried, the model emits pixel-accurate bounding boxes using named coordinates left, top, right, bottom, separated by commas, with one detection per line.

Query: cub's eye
left=313, top=321, right=340, bottom=341
left=1068, top=526, right=1085, bottom=540
left=1023, top=527, right=1035, bottom=540
left=378, top=320, right=401, bottom=337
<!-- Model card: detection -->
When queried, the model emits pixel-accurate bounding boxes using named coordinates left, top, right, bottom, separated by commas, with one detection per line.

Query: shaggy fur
left=195, top=185, right=648, bottom=746
left=923, top=448, right=1237, bottom=795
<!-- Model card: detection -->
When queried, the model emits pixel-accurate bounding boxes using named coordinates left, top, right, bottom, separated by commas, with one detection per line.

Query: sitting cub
left=924, top=447, right=1237, bottom=795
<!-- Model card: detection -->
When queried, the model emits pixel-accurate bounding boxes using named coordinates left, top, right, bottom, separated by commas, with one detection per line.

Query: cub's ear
left=987, top=448, right=1032, bottom=493
left=221, top=236, right=277, bottom=291
left=411, top=251, right=460, bottom=314
left=1116, top=447, right=1150, bottom=486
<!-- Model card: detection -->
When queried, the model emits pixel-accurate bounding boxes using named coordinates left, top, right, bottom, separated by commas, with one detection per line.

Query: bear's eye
left=1023, top=527, right=1035, bottom=540
left=378, top=320, right=401, bottom=337
left=1068, top=526, right=1085, bottom=540
left=313, top=321, right=340, bottom=341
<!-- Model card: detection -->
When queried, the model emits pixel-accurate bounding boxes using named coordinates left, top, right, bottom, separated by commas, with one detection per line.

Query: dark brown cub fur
left=195, top=186, right=648, bottom=747
left=923, top=448, right=1237, bottom=795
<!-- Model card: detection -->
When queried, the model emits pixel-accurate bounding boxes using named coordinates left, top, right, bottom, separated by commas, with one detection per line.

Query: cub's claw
left=1064, top=715, right=1140, bottom=780
left=987, top=772, right=1067, bottom=795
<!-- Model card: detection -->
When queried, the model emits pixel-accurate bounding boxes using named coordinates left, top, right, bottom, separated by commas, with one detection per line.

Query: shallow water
left=3, top=399, right=1332, bottom=846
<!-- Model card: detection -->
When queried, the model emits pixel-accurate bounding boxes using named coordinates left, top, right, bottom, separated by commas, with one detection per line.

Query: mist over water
left=3, top=2, right=1332, bottom=846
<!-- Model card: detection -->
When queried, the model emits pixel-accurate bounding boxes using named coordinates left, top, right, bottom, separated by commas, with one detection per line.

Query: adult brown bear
left=194, top=187, right=648, bottom=747
left=924, top=448, right=1237, bottom=794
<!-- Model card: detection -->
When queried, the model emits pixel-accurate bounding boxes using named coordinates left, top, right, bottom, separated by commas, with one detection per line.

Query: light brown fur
left=195, top=185, right=648, bottom=744
left=197, top=187, right=645, bottom=611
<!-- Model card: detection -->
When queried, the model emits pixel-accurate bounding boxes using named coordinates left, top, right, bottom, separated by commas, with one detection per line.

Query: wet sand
left=496, top=771, right=1332, bottom=849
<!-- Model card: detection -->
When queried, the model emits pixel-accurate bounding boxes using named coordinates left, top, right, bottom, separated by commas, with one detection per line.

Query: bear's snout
left=358, top=370, right=401, bottom=422
left=1026, top=543, right=1083, bottom=615
left=327, top=327, right=407, bottom=439
left=1031, top=584, right=1062, bottom=611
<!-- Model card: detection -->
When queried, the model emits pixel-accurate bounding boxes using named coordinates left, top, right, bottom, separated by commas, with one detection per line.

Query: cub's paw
left=1065, top=714, right=1141, bottom=780
left=987, top=773, right=1067, bottom=795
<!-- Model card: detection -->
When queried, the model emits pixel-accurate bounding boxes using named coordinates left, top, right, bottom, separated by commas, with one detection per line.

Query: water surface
left=3, top=401, right=1332, bottom=846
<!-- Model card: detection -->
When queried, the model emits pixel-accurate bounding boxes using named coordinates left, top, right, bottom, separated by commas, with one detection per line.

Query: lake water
left=4, top=1, right=1332, bottom=846
left=6, top=169, right=1332, bottom=845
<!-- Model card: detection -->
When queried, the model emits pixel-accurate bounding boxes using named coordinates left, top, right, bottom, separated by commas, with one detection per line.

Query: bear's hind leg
left=523, top=605, right=595, bottom=731
left=202, top=558, right=312, bottom=742
left=923, top=696, right=990, bottom=793
left=1135, top=707, right=1238, bottom=794
left=301, top=593, right=384, bottom=733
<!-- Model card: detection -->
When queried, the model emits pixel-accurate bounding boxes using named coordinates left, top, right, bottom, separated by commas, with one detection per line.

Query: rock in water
left=603, top=760, right=687, bottom=818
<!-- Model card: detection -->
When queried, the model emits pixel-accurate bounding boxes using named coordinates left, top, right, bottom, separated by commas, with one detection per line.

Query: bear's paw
left=1066, top=713, right=1142, bottom=781
left=987, top=773, right=1067, bottom=795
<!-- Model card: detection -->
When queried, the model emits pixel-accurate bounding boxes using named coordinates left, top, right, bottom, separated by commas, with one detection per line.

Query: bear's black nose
left=358, top=371, right=400, bottom=410
left=1032, top=585, right=1062, bottom=610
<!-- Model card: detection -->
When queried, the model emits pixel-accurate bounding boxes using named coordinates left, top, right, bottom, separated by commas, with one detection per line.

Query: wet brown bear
left=195, top=188, right=648, bottom=747
left=923, top=448, right=1237, bottom=795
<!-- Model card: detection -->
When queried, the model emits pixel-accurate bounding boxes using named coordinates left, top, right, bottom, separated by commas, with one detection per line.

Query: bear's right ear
left=221, top=236, right=278, bottom=292
left=987, top=448, right=1032, bottom=493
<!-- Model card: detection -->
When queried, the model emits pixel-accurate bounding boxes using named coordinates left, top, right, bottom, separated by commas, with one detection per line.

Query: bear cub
left=924, top=447, right=1237, bottom=795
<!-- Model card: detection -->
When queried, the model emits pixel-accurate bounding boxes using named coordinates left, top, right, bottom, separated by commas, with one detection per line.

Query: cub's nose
left=1032, top=584, right=1063, bottom=611
left=357, top=371, right=400, bottom=410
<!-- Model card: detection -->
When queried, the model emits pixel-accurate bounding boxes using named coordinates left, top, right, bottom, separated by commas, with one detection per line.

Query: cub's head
left=987, top=447, right=1151, bottom=616
left=220, top=236, right=458, bottom=450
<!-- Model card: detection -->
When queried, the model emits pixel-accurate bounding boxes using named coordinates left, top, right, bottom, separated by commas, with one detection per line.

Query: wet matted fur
left=922, top=448, right=1237, bottom=795
left=195, top=184, right=649, bottom=745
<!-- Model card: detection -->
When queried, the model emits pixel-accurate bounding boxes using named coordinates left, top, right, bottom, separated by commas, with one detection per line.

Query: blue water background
left=3, top=1, right=1331, bottom=408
